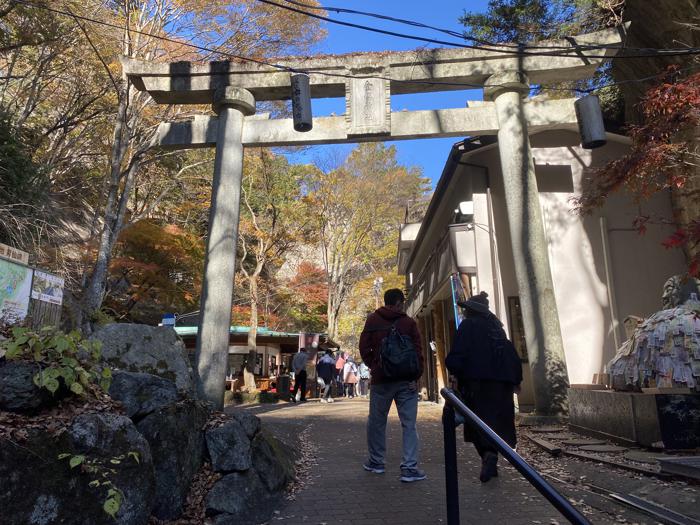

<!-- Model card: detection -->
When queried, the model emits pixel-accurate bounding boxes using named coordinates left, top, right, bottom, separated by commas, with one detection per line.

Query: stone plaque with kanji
left=346, top=77, right=390, bottom=136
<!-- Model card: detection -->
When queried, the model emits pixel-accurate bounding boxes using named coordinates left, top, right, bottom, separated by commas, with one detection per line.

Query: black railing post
left=440, top=388, right=591, bottom=525
left=442, top=404, right=460, bottom=525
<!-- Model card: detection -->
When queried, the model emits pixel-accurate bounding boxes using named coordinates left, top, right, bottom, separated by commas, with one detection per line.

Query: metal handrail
left=440, top=388, right=591, bottom=525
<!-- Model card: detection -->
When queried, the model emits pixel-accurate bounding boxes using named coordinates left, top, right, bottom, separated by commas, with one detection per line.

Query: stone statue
left=661, top=274, right=700, bottom=309
left=608, top=275, right=700, bottom=392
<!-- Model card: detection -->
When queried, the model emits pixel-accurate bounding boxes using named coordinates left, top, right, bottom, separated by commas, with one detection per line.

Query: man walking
left=316, top=348, right=336, bottom=403
left=290, top=347, right=310, bottom=403
left=359, top=288, right=426, bottom=482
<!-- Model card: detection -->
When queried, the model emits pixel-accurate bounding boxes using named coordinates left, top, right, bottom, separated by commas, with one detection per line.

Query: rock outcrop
left=206, top=419, right=252, bottom=472
left=1, top=323, right=297, bottom=525
left=0, top=413, right=155, bottom=525
left=108, top=370, right=179, bottom=420
left=252, top=430, right=296, bottom=493
left=92, top=324, right=195, bottom=394
left=205, top=470, right=271, bottom=525
left=0, top=361, right=53, bottom=413
left=136, top=398, right=209, bottom=520
left=204, top=414, right=296, bottom=524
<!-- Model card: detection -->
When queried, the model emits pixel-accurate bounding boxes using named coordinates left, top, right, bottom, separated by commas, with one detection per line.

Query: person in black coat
left=445, top=291, right=523, bottom=482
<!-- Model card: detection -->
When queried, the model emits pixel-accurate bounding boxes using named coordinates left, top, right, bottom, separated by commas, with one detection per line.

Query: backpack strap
left=362, top=320, right=399, bottom=333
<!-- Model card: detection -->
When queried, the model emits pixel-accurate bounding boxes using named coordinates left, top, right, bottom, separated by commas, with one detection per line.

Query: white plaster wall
left=404, top=130, right=686, bottom=394
left=470, top=131, right=686, bottom=385
left=473, top=191, right=509, bottom=327
left=534, top=146, right=611, bottom=384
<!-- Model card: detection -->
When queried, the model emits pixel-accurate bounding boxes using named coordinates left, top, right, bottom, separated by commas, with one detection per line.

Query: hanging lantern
left=575, top=94, right=607, bottom=149
left=291, top=73, right=313, bottom=132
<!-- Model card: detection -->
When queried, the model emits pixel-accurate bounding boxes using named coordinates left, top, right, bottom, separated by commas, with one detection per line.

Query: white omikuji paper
left=608, top=300, right=700, bottom=391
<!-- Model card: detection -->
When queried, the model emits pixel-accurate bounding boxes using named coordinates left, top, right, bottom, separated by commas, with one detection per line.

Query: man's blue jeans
left=366, top=381, right=419, bottom=470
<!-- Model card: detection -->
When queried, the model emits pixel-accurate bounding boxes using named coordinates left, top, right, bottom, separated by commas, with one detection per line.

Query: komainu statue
left=608, top=275, right=700, bottom=392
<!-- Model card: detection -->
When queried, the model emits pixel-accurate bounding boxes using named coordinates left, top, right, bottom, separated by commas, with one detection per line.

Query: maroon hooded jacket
left=359, top=306, right=424, bottom=385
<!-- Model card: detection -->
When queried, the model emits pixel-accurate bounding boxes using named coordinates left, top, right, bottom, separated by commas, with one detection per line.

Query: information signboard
left=0, top=242, right=29, bottom=265
left=0, top=258, right=33, bottom=323
left=31, top=270, right=64, bottom=305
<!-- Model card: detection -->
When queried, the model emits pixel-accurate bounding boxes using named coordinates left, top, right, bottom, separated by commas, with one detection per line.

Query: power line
left=280, top=0, right=681, bottom=58
left=12, top=0, right=700, bottom=96
left=275, top=0, right=607, bottom=51
left=258, top=0, right=700, bottom=60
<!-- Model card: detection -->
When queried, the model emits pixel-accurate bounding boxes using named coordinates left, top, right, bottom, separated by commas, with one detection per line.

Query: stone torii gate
left=123, top=27, right=624, bottom=414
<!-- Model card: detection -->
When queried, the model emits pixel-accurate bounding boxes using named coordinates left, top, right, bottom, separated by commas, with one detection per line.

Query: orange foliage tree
left=283, top=262, right=328, bottom=333
left=106, top=219, right=204, bottom=324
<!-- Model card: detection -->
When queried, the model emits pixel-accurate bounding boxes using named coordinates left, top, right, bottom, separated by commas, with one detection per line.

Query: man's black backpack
left=375, top=321, right=420, bottom=380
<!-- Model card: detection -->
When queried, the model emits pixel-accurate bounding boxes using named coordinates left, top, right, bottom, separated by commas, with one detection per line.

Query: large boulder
left=0, top=413, right=155, bottom=525
left=205, top=470, right=272, bottom=525
left=251, top=430, right=296, bottom=493
left=109, top=371, right=179, bottom=420
left=136, top=399, right=209, bottom=520
left=231, top=409, right=261, bottom=439
left=205, top=419, right=251, bottom=473
left=92, top=324, right=195, bottom=394
left=0, top=361, right=52, bottom=413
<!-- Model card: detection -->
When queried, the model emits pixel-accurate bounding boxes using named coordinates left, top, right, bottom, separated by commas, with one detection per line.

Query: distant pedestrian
left=343, top=357, right=358, bottom=398
left=358, top=361, right=370, bottom=397
left=316, top=349, right=336, bottom=403
left=446, top=291, right=523, bottom=482
left=359, top=288, right=426, bottom=482
left=290, top=348, right=310, bottom=403
left=335, top=351, right=346, bottom=396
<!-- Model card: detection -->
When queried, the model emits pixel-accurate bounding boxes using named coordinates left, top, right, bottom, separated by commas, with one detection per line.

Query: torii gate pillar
left=485, top=71, right=569, bottom=417
left=195, top=86, right=255, bottom=409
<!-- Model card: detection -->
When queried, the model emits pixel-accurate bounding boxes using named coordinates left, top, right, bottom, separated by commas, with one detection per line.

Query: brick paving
left=239, top=399, right=571, bottom=525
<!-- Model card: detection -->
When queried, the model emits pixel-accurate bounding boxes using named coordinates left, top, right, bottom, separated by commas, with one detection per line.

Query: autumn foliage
left=575, top=67, right=700, bottom=274
left=285, top=262, right=328, bottom=332
left=106, top=220, right=204, bottom=323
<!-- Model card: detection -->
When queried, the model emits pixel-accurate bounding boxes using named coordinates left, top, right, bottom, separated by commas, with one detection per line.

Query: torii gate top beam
left=123, top=26, right=625, bottom=105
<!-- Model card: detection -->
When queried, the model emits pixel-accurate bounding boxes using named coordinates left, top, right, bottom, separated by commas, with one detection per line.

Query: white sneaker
left=320, top=398, right=327, bottom=403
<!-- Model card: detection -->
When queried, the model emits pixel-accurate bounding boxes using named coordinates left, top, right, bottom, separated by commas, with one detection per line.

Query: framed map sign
left=31, top=270, right=64, bottom=305
left=0, top=258, right=33, bottom=323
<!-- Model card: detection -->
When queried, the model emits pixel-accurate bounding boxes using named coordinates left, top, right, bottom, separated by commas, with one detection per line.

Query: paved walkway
left=239, top=399, right=568, bottom=525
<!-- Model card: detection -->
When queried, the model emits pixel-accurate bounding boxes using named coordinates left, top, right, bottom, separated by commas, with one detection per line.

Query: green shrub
left=223, top=391, right=235, bottom=406
left=1, top=326, right=111, bottom=396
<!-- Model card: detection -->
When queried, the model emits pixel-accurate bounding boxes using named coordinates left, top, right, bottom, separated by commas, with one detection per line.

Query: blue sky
left=283, top=1, right=491, bottom=186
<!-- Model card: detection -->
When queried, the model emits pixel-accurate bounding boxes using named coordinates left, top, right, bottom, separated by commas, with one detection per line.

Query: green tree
left=0, top=114, right=49, bottom=250
left=79, top=0, right=325, bottom=332
left=460, top=0, right=621, bottom=43
left=307, top=143, right=430, bottom=340
left=0, top=1, right=114, bottom=270
left=460, top=1, right=625, bottom=126
left=0, top=0, right=325, bottom=329
left=237, top=150, right=315, bottom=389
